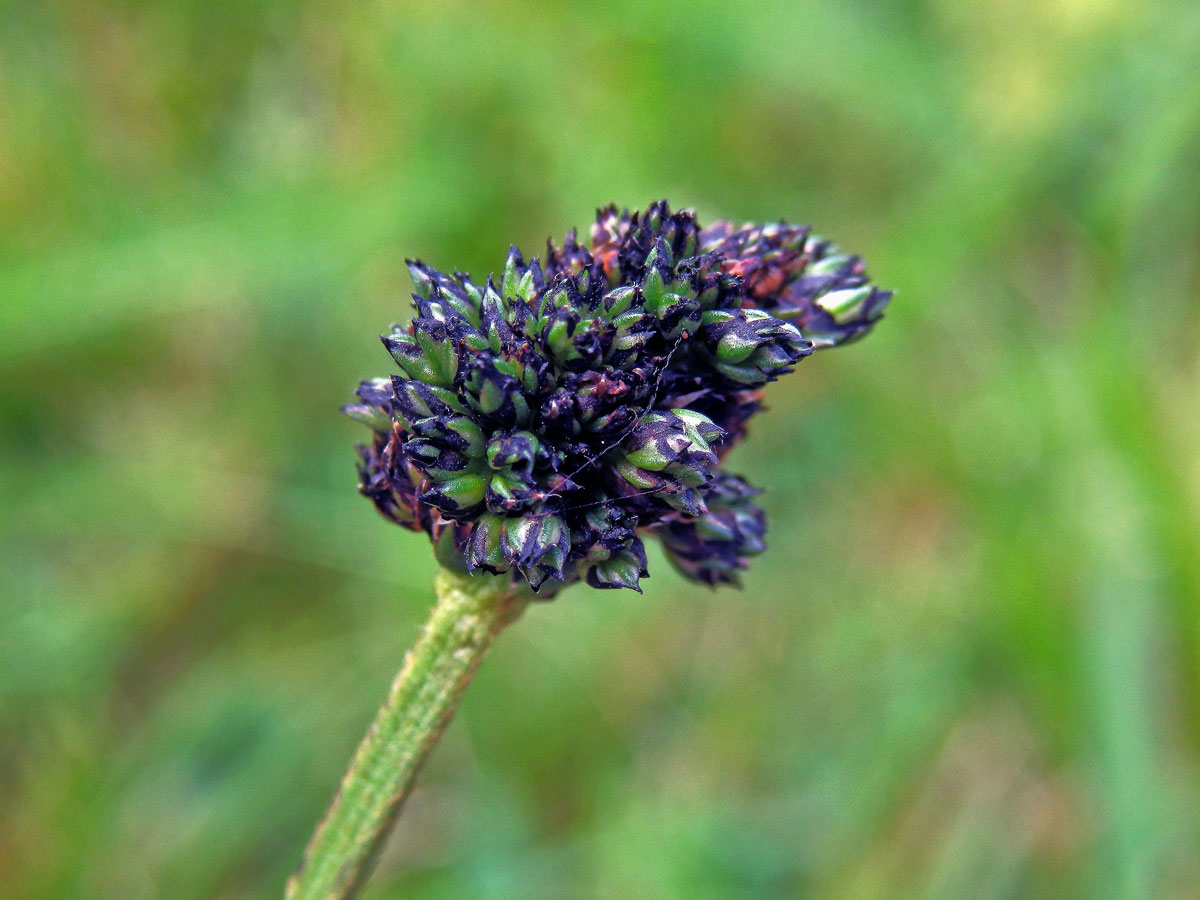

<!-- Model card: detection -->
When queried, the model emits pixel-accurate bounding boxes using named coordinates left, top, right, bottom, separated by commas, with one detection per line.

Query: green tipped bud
left=465, top=512, right=507, bottom=572
left=697, top=308, right=812, bottom=385
left=421, top=472, right=489, bottom=513
left=383, top=323, right=458, bottom=387
left=817, top=285, right=875, bottom=325
left=586, top=546, right=647, bottom=592
left=486, top=430, right=540, bottom=472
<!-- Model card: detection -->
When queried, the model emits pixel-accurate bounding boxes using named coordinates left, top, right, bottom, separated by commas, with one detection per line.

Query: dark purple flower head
left=346, top=202, right=890, bottom=594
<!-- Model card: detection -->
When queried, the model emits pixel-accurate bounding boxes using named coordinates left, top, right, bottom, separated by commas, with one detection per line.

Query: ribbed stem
left=286, top=568, right=530, bottom=900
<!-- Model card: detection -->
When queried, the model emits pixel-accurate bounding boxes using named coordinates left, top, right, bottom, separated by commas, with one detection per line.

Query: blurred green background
left=3, top=0, right=1199, bottom=897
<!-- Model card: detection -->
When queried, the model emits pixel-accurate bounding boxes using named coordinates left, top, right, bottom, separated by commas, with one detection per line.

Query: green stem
left=286, top=567, right=530, bottom=900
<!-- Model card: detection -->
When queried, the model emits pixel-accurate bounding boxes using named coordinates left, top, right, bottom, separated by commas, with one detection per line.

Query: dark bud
left=782, top=264, right=892, bottom=347
left=545, top=228, right=596, bottom=281
left=410, top=414, right=486, bottom=457
left=501, top=245, right=546, bottom=306
left=696, top=308, right=813, bottom=385
left=657, top=472, right=766, bottom=586
left=458, top=357, right=531, bottom=427
left=355, top=431, right=423, bottom=531
left=501, top=512, right=570, bottom=590
left=390, top=377, right=466, bottom=422
left=418, top=470, right=490, bottom=516
left=382, top=317, right=459, bottom=387
left=585, top=541, right=648, bottom=592
left=639, top=240, right=701, bottom=341
left=616, top=410, right=723, bottom=514
left=486, top=430, right=540, bottom=474
left=342, top=378, right=395, bottom=433
left=407, top=260, right=484, bottom=324
left=699, top=221, right=809, bottom=305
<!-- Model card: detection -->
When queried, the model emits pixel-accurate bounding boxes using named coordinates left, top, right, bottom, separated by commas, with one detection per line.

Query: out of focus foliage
left=2, top=1, right=1199, bottom=898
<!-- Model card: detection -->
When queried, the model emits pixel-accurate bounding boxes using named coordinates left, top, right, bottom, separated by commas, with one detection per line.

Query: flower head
left=345, top=201, right=891, bottom=594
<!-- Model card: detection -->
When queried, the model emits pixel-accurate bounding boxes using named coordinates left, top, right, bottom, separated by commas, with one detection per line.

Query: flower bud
left=617, top=410, right=723, bottom=514
left=586, top=544, right=649, bottom=592
left=658, top=472, right=767, bottom=585
left=697, top=308, right=813, bottom=385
